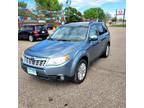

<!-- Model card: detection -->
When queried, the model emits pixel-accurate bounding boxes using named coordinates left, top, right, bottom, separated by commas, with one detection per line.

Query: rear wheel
left=102, top=44, right=110, bottom=57
left=29, top=35, right=34, bottom=42
left=73, top=59, right=87, bottom=84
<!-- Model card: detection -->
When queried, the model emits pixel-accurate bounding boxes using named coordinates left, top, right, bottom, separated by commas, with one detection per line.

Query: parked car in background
left=46, top=23, right=53, bottom=30
left=21, top=21, right=110, bottom=83
left=18, top=24, right=49, bottom=42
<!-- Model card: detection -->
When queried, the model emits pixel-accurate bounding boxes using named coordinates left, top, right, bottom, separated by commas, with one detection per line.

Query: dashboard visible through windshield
left=49, top=26, right=88, bottom=41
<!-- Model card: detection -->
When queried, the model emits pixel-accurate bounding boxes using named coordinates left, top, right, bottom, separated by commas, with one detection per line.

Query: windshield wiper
left=47, top=37, right=56, bottom=40
left=56, top=39, right=72, bottom=41
left=48, top=38, right=81, bottom=41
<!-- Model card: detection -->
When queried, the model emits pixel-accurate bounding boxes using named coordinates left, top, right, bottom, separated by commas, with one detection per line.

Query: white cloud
left=59, top=0, right=120, bottom=12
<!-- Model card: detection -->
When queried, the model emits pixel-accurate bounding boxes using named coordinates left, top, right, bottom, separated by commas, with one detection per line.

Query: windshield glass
left=50, top=26, right=88, bottom=41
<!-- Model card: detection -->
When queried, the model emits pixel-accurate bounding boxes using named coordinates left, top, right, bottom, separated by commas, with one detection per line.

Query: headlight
left=45, top=55, right=70, bottom=66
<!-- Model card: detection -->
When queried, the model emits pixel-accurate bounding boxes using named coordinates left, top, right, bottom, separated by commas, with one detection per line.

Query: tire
left=102, top=44, right=110, bottom=58
left=29, top=35, right=34, bottom=42
left=18, top=36, right=21, bottom=40
left=73, top=59, right=88, bottom=84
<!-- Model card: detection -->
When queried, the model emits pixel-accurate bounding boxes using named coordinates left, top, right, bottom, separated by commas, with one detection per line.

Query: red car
left=18, top=24, right=49, bottom=42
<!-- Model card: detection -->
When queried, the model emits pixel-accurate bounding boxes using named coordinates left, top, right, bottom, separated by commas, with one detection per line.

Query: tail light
left=33, top=31, right=38, bottom=34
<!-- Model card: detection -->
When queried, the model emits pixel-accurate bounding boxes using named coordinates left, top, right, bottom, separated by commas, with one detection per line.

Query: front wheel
left=73, top=60, right=88, bottom=84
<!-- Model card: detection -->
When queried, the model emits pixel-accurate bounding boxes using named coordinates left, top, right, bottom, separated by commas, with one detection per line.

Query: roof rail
left=96, top=19, right=103, bottom=22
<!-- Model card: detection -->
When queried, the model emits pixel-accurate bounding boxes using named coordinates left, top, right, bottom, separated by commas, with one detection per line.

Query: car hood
left=25, top=40, right=83, bottom=57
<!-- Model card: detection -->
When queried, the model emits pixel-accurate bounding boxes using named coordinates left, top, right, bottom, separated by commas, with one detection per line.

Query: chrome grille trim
left=23, top=55, right=47, bottom=67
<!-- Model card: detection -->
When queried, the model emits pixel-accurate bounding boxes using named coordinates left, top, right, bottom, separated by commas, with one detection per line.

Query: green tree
left=84, top=8, right=105, bottom=20
left=111, top=17, right=117, bottom=22
left=18, top=9, right=37, bottom=18
left=18, top=2, right=27, bottom=8
left=65, top=7, right=82, bottom=23
left=35, top=0, right=62, bottom=11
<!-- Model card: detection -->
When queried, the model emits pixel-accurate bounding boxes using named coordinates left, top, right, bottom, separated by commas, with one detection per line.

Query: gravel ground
left=18, top=27, right=126, bottom=108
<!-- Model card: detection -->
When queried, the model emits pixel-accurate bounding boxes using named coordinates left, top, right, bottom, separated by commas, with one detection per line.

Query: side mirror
left=90, top=35, right=98, bottom=41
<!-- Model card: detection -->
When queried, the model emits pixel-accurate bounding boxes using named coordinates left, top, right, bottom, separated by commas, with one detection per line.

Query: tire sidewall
left=105, top=44, right=110, bottom=57
left=102, top=44, right=110, bottom=57
left=73, top=59, right=88, bottom=84
left=29, top=35, right=34, bottom=42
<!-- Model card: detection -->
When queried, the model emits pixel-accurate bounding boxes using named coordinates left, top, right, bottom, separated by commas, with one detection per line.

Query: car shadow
left=88, top=57, right=101, bottom=69
left=30, top=75, right=75, bottom=87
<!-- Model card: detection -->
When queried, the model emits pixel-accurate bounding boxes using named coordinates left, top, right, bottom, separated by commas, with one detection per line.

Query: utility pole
left=115, top=9, right=117, bottom=24
left=123, top=9, right=126, bottom=25
left=63, top=0, right=71, bottom=24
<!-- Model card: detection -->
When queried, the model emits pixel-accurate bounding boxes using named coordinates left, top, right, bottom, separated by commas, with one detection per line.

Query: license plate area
left=27, top=67, right=37, bottom=75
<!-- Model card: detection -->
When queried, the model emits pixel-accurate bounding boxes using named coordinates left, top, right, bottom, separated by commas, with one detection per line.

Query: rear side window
left=35, top=25, right=45, bottom=30
left=102, top=23, right=108, bottom=33
left=20, top=26, right=34, bottom=31
left=96, top=23, right=107, bottom=35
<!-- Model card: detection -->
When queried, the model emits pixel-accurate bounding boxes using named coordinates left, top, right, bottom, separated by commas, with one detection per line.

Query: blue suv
left=21, top=21, right=110, bottom=83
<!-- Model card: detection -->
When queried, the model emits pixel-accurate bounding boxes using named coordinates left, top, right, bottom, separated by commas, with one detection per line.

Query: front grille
left=23, top=55, right=47, bottom=67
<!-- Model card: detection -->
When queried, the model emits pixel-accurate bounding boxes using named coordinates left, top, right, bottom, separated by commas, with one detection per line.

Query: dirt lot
left=18, top=27, right=126, bottom=108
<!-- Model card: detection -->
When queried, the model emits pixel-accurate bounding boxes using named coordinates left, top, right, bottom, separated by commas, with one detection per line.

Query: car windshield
left=49, top=26, right=88, bottom=41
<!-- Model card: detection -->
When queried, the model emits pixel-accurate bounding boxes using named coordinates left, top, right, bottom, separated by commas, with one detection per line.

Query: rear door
left=96, top=23, right=109, bottom=54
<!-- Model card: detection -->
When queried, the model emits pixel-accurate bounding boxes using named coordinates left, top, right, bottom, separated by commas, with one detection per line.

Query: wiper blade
left=56, top=39, right=71, bottom=41
left=47, top=37, right=56, bottom=40
left=48, top=38, right=79, bottom=41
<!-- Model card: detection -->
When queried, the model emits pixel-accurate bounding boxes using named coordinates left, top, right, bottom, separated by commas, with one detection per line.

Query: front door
left=87, top=24, right=101, bottom=62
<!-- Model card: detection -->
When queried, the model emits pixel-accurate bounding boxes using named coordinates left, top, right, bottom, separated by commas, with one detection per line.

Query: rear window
left=20, top=26, right=34, bottom=31
left=35, top=25, right=45, bottom=30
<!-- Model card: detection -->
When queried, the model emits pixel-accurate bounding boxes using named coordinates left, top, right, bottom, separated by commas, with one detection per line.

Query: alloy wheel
left=29, top=36, right=34, bottom=42
left=77, top=63, right=87, bottom=81
left=106, top=45, right=110, bottom=57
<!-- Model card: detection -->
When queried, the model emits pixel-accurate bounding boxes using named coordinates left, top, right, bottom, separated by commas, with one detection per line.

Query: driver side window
left=89, top=24, right=97, bottom=37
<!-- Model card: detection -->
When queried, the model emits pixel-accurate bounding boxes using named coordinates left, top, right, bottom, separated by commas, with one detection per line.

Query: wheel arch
left=70, top=51, right=89, bottom=77
left=79, top=56, right=88, bottom=66
left=108, top=41, right=110, bottom=46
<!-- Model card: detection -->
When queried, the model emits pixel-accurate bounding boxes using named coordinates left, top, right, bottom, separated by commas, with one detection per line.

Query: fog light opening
left=58, top=74, right=64, bottom=81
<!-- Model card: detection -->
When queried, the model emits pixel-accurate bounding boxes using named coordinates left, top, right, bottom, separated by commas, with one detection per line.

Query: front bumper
left=34, top=34, right=49, bottom=39
left=21, top=60, right=74, bottom=79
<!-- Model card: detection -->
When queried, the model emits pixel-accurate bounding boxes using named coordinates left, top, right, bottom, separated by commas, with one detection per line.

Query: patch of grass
left=111, top=24, right=126, bottom=27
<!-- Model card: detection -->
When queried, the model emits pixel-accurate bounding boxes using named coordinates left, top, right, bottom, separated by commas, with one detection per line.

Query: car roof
left=63, top=21, right=104, bottom=27
left=64, top=22, right=89, bottom=26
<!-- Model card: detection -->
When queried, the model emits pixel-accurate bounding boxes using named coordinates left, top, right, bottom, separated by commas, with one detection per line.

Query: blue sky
left=18, top=0, right=126, bottom=17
